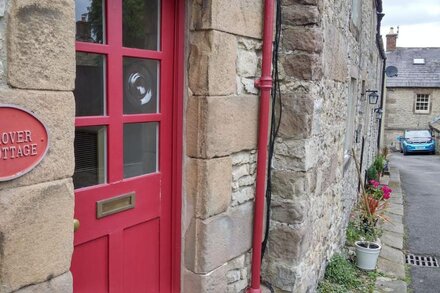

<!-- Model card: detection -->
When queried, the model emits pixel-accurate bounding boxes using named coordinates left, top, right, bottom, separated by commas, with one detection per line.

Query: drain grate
left=406, top=254, right=439, bottom=267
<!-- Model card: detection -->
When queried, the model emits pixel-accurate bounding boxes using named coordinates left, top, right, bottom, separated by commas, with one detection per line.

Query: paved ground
left=390, top=152, right=440, bottom=293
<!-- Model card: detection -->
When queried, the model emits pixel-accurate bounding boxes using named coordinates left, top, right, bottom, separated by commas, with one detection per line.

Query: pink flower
left=383, top=192, right=390, bottom=200
left=369, top=180, right=380, bottom=188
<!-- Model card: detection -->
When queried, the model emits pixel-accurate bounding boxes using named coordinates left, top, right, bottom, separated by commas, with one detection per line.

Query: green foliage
left=318, top=254, right=378, bottom=293
left=347, top=217, right=382, bottom=245
left=366, top=165, right=378, bottom=181
left=373, top=155, right=386, bottom=174
left=323, top=255, right=361, bottom=288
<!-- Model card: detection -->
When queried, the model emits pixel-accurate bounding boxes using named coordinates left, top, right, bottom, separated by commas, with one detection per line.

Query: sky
left=380, top=0, right=440, bottom=47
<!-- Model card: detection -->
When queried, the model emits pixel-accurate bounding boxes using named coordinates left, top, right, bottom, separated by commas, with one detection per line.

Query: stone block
left=0, top=179, right=74, bottom=292
left=271, top=198, right=308, bottom=225
left=182, top=266, right=228, bottom=293
left=184, top=202, right=253, bottom=273
left=375, top=277, right=407, bottom=292
left=377, top=258, right=406, bottom=280
left=281, top=3, right=320, bottom=26
left=262, top=260, right=297, bottom=292
left=278, top=92, right=315, bottom=139
left=380, top=244, right=404, bottom=264
left=186, top=95, right=258, bottom=158
left=382, top=221, right=404, bottom=235
left=14, top=272, right=72, bottom=293
left=266, top=223, right=311, bottom=263
left=282, top=0, right=322, bottom=5
left=7, top=0, right=75, bottom=90
left=191, top=0, right=263, bottom=39
left=381, top=232, right=403, bottom=250
left=271, top=170, right=316, bottom=199
left=323, top=25, right=348, bottom=82
left=188, top=30, right=237, bottom=96
left=237, top=48, right=259, bottom=78
left=387, top=203, right=404, bottom=216
left=283, top=27, right=323, bottom=53
left=273, top=138, right=318, bottom=171
left=0, top=89, right=75, bottom=190
left=187, top=157, right=232, bottom=219
left=281, top=52, right=322, bottom=81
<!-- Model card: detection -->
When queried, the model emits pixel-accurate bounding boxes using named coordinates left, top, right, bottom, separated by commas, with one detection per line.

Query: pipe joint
left=255, top=77, right=273, bottom=89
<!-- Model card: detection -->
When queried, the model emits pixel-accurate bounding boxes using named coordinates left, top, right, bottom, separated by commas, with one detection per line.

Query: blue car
left=398, top=130, right=436, bottom=155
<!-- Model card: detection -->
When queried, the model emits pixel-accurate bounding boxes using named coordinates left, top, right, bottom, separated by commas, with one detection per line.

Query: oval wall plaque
left=0, top=105, right=49, bottom=181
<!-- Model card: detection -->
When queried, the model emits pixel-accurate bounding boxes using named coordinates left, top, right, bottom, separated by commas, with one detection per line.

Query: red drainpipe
left=248, top=0, right=275, bottom=292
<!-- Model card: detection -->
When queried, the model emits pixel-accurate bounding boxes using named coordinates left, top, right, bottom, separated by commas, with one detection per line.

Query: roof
left=386, top=47, right=440, bottom=88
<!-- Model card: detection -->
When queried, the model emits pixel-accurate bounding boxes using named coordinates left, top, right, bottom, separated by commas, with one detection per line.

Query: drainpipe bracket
left=255, top=77, right=273, bottom=89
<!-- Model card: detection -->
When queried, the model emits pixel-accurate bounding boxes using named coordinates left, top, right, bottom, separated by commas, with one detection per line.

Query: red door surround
left=71, top=1, right=183, bottom=292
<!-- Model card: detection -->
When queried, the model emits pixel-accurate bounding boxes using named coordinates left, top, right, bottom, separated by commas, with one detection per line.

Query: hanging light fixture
left=366, top=90, right=379, bottom=104
left=374, top=107, right=383, bottom=120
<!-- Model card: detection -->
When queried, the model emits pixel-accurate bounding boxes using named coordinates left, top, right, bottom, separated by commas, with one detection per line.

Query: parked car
left=397, top=130, right=436, bottom=155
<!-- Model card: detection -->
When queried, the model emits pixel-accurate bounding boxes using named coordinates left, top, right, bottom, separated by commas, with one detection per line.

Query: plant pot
left=355, top=241, right=381, bottom=270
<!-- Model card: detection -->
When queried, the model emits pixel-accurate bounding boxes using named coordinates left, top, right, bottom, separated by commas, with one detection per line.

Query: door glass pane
left=123, top=57, right=159, bottom=114
left=124, top=123, right=158, bottom=178
left=123, top=0, right=160, bottom=50
left=75, top=0, right=105, bottom=43
left=74, top=126, right=107, bottom=189
left=74, top=53, right=106, bottom=116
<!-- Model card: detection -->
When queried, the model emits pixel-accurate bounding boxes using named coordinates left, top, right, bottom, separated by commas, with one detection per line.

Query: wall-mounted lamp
left=366, top=90, right=379, bottom=104
left=374, top=107, right=383, bottom=120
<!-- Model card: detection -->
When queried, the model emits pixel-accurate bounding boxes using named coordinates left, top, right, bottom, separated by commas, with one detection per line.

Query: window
left=415, top=94, right=430, bottom=114
left=413, top=58, right=425, bottom=65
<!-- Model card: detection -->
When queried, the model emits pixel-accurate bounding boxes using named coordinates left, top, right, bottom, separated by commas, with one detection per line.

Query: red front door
left=71, top=1, right=177, bottom=292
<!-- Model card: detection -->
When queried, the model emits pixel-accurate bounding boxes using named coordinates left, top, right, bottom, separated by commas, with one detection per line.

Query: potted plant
left=353, top=179, right=392, bottom=270
left=351, top=149, right=392, bottom=270
left=373, top=155, right=386, bottom=179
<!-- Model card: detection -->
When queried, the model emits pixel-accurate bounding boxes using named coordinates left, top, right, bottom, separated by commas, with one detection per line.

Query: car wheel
left=400, top=148, right=403, bottom=153
left=403, top=149, right=408, bottom=156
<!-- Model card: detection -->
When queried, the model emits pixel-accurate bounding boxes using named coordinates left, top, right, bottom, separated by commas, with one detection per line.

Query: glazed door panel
left=71, top=1, right=176, bottom=292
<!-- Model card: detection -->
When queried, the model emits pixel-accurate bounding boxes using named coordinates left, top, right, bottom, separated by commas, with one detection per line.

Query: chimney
left=386, top=27, right=398, bottom=52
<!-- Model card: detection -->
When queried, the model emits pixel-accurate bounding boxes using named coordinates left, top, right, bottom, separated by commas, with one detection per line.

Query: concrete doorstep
left=374, top=169, right=408, bottom=293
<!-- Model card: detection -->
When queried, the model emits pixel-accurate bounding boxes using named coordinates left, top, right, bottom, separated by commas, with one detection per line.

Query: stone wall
left=262, top=0, right=384, bottom=291
left=0, top=1, right=75, bottom=292
left=384, top=87, right=440, bottom=149
left=183, top=1, right=263, bottom=292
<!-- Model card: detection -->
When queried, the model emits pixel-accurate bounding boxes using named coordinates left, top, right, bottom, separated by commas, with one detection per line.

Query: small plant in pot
left=353, top=179, right=392, bottom=270
left=351, top=149, right=392, bottom=271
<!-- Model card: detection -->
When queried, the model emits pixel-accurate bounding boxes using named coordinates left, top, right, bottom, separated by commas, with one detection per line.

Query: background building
left=384, top=29, right=440, bottom=151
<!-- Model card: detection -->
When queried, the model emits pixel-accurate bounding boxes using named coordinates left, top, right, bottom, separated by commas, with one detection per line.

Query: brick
left=188, top=30, right=237, bottom=96
left=7, top=0, right=75, bottom=90
left=191, top=0, right=263, bottom=39
left=187, top=157, right=232, bottom=219
left=186, top=95, right=258, bottom=158
left=184, top=202, right=253, bottom=273
left=0, top=89, right=75, bottom=190
left=0, top=179, right=74, bottom=292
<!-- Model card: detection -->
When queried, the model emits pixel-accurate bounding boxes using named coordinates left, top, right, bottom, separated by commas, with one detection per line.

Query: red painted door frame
left=71, top=0, right=183, bottom=291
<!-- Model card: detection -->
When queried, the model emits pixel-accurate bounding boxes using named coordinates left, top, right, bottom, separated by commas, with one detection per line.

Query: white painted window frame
left=414, top=94, right=430, bottom=114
